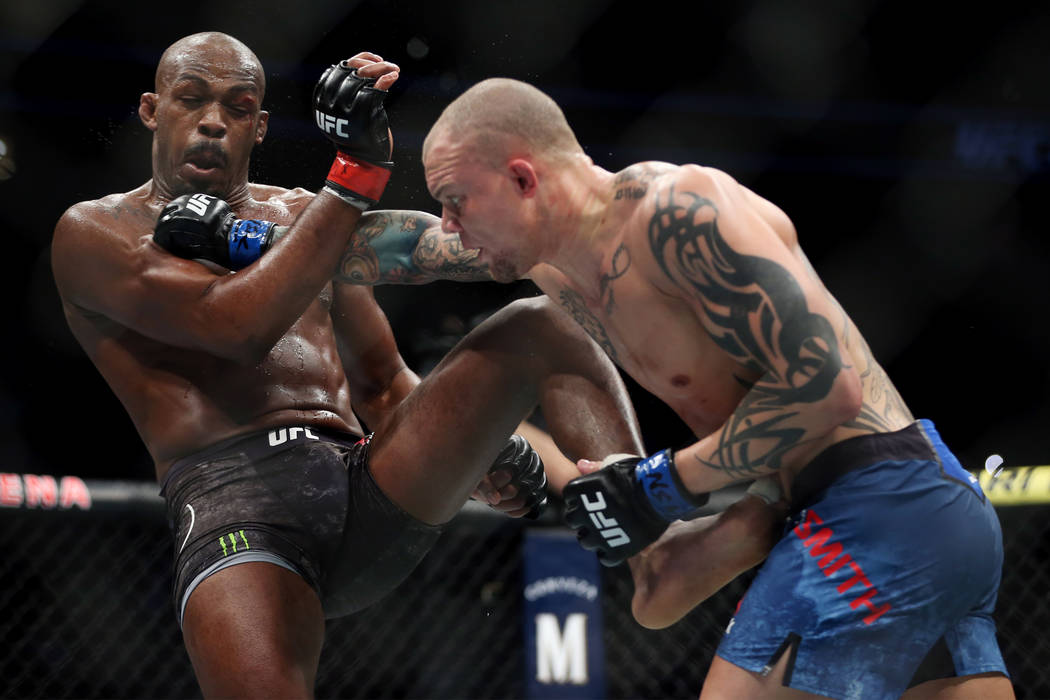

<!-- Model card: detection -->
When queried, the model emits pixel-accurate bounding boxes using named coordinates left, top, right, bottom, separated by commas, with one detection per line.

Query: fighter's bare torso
left=55, top=182, right=362, bottom=480
left=532, top=162, right=914, bottom=491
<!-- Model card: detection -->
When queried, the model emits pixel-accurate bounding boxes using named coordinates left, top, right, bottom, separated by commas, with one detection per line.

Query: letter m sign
left=524, top=529, right=605, bottom=699
left=535, top=613, right=588, bottom=684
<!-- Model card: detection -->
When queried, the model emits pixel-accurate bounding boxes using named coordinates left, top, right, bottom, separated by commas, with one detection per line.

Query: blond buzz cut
left=425, top=78, right=583, bottom=166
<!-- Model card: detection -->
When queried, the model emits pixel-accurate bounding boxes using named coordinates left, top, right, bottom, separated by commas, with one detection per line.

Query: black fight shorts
left=159, top=426, right=442, bottom=626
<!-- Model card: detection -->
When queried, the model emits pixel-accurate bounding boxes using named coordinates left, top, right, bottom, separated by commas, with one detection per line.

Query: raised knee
left=496, top=296, right=561, bottom=330
left=476, top=296, right=582, bottom=351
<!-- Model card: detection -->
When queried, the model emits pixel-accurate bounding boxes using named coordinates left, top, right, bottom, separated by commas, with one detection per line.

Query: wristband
left=323, top=184, right=373, bottom=211
left=227, top=219, right=276, bottom=270
left=634, top=449, right=709, bottom=521
left=325, top=151, right=392, bottom=207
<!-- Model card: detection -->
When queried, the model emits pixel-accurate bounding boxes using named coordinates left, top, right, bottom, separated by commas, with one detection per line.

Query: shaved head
left=424, top=78, right=583, bottom=166
left=143, top=32, right=269, bottom=202
left=156, top=32, right=265, bottom=101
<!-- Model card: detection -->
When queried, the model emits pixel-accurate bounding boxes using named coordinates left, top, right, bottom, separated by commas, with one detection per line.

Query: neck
left=148, top=170, right=253, bottom=210
left=533, top=157, right=618, bottom=300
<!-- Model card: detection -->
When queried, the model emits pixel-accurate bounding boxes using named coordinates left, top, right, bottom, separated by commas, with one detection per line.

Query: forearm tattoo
left=412, top=229, right=491, bottom=282
left=648, top=186, right=846, bottom=477
left=330, top=210, right=489, bottom=284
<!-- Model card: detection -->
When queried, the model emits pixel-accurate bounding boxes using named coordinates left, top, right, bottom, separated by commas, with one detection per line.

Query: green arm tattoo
left=273, top=210, right=491, bottom=285
left=648, top=185, right=850, bottom=479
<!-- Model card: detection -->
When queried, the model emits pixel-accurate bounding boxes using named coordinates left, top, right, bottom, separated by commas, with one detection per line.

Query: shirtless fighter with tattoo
left=50, top=34, right=645, bottom=698
left=145, top=62, right=1010, bottom=698
left=415, top=79, right=1011, bottom=700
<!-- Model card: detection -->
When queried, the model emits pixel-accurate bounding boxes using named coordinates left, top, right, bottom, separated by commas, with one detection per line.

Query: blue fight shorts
left=716, top=420, right=1008, bottom=700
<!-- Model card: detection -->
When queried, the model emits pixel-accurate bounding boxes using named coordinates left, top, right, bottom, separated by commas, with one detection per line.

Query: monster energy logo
left=219, top=530, right=250, bottom=556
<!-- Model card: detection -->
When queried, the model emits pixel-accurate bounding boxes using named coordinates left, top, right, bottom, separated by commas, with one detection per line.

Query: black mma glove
left=562, top=449, right=709, bottom=567
left=486, top=434, right=549, bottom=520
left=314, top=61, right=394, bottom=210
left=153, top=193, right=278, bottom=270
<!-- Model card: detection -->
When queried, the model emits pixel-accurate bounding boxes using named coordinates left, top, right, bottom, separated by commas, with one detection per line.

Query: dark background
left=1, top=0, right=1047, bottom=482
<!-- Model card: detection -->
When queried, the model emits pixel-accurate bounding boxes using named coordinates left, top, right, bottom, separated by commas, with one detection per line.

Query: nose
left=441, top=208, right=462, bottom=234
left=197, top=102, right=226, bottom=139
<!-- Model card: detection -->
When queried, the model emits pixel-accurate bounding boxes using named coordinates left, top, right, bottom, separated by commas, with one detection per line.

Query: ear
left=255, top=110, right=269, bottom=144
left=507, top=158, right=538, bottom=198
left=139, top=92, right=158, bottom=131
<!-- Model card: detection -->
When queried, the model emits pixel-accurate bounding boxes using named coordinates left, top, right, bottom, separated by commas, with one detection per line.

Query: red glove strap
left=326, top=153, right=391, bottom=202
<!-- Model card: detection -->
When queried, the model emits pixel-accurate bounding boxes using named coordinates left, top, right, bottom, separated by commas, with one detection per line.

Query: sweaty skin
left=412, top=83, right=919, bottom=636
left=421, top=147, right=914, bottom=499
left=51, top=35, right=404, bottom=483
left=53, top=183, right=368, bottom=482
left=529, top=161, right=915, bottom=497
left=417, top=79, right=1012, bottom=699
left=52, top=37, right=653, bottom=700
left=243, top=200, right=794, bottom=627
left=300, top=200, right=796, bottom=628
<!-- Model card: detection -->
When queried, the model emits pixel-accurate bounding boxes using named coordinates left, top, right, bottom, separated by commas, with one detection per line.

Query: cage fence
left=0, top=473, right=1046, bottom=699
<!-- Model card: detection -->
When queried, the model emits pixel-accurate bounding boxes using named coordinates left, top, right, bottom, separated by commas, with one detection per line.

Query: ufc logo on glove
left=579, top=492, right=631, bottom=548
left=185, top=193, right=214, bottom=216
left=315, top=111, right=350, bottom=138
left=563, top=450, right=707, bottom=566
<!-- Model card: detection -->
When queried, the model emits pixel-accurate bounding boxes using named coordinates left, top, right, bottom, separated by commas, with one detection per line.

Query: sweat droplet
left=984, top=454, right=1004, bottom=478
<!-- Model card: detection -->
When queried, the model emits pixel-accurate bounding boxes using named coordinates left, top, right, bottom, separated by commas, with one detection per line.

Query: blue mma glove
left=154, top=193, right=277, bottom=270
left=563, top=449, right=708, bottom=566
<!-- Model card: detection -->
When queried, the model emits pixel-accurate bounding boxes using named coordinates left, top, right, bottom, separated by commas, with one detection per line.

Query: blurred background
left=1, top=0, right=1048, bottom=485
left=2, top=2, right=1050, bottom=699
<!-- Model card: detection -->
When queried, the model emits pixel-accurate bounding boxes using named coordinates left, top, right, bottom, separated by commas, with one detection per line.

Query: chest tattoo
left=598, top=244, right=631, bottom=315
left=556, top=288, right=619, bottom=363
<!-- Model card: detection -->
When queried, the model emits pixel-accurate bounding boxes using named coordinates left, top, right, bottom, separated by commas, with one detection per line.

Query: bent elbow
left=631, top=593, right=678, bottom=630
left=629, top=562, right=694, bottom=630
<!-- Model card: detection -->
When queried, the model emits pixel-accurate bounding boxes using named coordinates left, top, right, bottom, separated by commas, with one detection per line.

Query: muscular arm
left=52, top=191, right=364, bottom=364
left=628, top=492, right=787, bottom=629
left=319, top=211, right=486, bottom=431
left=512, top=420, right=581, bottom=496
left=268, top=209, right=493, bottom=285
left=329, top=282, right=419, bottom=434
left=647, top=168, right=862, bottom=492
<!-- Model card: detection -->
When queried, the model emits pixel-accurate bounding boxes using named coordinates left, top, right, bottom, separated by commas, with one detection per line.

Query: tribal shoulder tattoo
left=648, top=185, right=847, bottom=478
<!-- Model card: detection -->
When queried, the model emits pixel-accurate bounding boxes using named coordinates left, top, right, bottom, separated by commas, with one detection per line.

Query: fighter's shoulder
left=52, top=188, right=154, bottom=303
left=660, top=166, right=799, bottom=248
left=663, top=163, right=740, bottom=198
left=613, top=160, right=676, bottom=187
left=54, top=187, right=152, bottom=247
